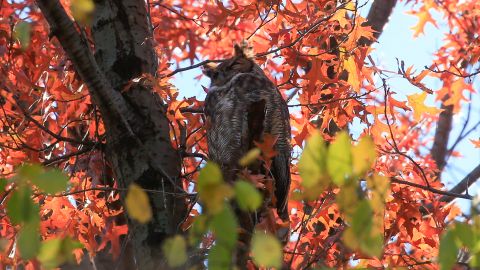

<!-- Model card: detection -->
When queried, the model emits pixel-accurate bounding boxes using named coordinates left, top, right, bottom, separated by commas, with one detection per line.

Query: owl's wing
left=247, top=83, right=291, bottom=221
left=268, top=93, right=291, bottom=221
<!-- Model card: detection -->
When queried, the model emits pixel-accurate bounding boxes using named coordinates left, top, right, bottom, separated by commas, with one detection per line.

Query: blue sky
left=172, top=1, right=480, bottom=212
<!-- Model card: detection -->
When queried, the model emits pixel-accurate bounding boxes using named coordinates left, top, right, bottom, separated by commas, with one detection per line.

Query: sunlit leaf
left=336, top=182, right=359, bottom=216
left=162, top=235, right=187, bottom=268
left=251, top=232, right=283, bottom=269
left=343, top=200, right=383, bottom=257
left=352, top=136, right=376, bottom=176
left=298, top=131, right=329, bottom=197
left=344, top=55, right=361, bottom=93
left=198, top=162, right=233, bottom=214
left=125, top=184, right=152, bottom=224
left=366, top=174, right=390, bottom=211
left=327, top=131, right=353, bottom=186
left=234, top=180, right=262, bottom=211
left=407, top=92, right=442, bottom=122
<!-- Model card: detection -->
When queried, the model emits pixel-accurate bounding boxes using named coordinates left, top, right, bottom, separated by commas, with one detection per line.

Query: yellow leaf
left=367, top=174, right=390, bottom=211
left=162, top=235, right=187, bottom=268
left=351, top=135, right=377, bottom=176
left=238, top=148, right=261, bottom=166
left=407, top=92, right=441, bottom=121
left=298, top=131, right=328, bottom=188
left=336, top=182, right=358, bottom=217
left=200, top=183, right=234, bottom=214
left=197, top=162, right=233, bottom=214
left=327, top=131, right=353, bottom=186
left=125, top=184, right=152, bottom=224
left=344, top=55, right=361, bottom=93
left=71, top=0, right=95, bottom=25
left=251, top=232, right=282, bottom=269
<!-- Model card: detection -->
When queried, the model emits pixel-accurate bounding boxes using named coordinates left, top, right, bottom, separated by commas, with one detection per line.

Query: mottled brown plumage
left=203, top=44, right=291, bottom=221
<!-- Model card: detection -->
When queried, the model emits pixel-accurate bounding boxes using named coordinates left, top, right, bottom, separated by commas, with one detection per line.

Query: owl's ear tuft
left=202, top=62, right=218, bottom=78
left=234, top=44, right=245, bottom=57
left=234, top=40, right=255, bottom=59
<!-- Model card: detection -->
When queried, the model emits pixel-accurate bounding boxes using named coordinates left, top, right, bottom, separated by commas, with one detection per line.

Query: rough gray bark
left=36, top=1, right=187, bottom=269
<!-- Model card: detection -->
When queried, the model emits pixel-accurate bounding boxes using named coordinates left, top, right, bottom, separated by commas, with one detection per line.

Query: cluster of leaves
left=299, top=131, right=387, bottom=258
left=158, top=161, right=283, bottom=269
left=3, top=165, right=81, bottom=268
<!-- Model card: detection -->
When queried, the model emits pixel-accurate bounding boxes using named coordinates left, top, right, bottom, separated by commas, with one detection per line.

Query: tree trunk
left=36, top=1, right=187, bottom=269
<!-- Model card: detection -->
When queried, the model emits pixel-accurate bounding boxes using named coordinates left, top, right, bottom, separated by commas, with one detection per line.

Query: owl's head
left=203, top=42, right=261, bottom=87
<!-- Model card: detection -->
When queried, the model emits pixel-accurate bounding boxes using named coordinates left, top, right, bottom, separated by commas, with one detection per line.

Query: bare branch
left=390, top=177, right=472, bottom=200
left=440, top=163, right=480, bottom=203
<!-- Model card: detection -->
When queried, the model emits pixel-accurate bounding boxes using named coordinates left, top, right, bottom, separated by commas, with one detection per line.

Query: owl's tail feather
left=272, top=154, right=291, bottom=222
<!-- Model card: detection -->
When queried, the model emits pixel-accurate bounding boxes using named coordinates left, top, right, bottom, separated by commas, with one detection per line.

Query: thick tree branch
left=431, top=96, right=453, bottom=173
left=359, top=0, right=397, bottom=46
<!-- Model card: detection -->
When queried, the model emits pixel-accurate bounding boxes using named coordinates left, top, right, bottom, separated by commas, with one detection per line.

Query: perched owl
left=203, top=44, right=291, bottom=221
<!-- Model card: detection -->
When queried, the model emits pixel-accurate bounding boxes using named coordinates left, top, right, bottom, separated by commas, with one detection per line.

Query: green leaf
left=198, top=162, right=233, bottom=214
left=18, top=164, right=43, bottom=183
left=453, top=222, right=475, bottom=249
left=439, top=229, right=458, bottom=270
left=234, top=180, right=262, bottom=211
left=162, top=235, right=187, bottom=268
left=343, top=200, right=383, bottom=257
left=208, top=244, right=232, bottom=270
left=0, top=178, right=7, bottom=192
left=31, top=169, right=69, bottom=194
left=198, top=162, right=224, bottom=188
left=327, top=131, right=353, bottom=186
left=13, top=21, right=31, bottom=50
left=38, top=237, right=83, bottom=269
left=251, top=232, right=283, bottom=269
left=189, top=215, right=208, bottom=245
left=7, top=186, right=39, bottom=225
left=298, top=131, right=328, bottom=189
left=210, top=204, right=238, bottom=248
left=351, top=135, right=376, bottom=176
left=18, top=223, right=40, bottom=260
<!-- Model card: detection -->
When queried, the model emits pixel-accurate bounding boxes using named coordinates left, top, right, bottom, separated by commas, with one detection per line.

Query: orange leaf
left=470, top=139, right=480, bottom=148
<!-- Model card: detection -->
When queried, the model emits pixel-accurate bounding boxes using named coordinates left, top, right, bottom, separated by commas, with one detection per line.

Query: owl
left=203, top=44, right=291, bottom=221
